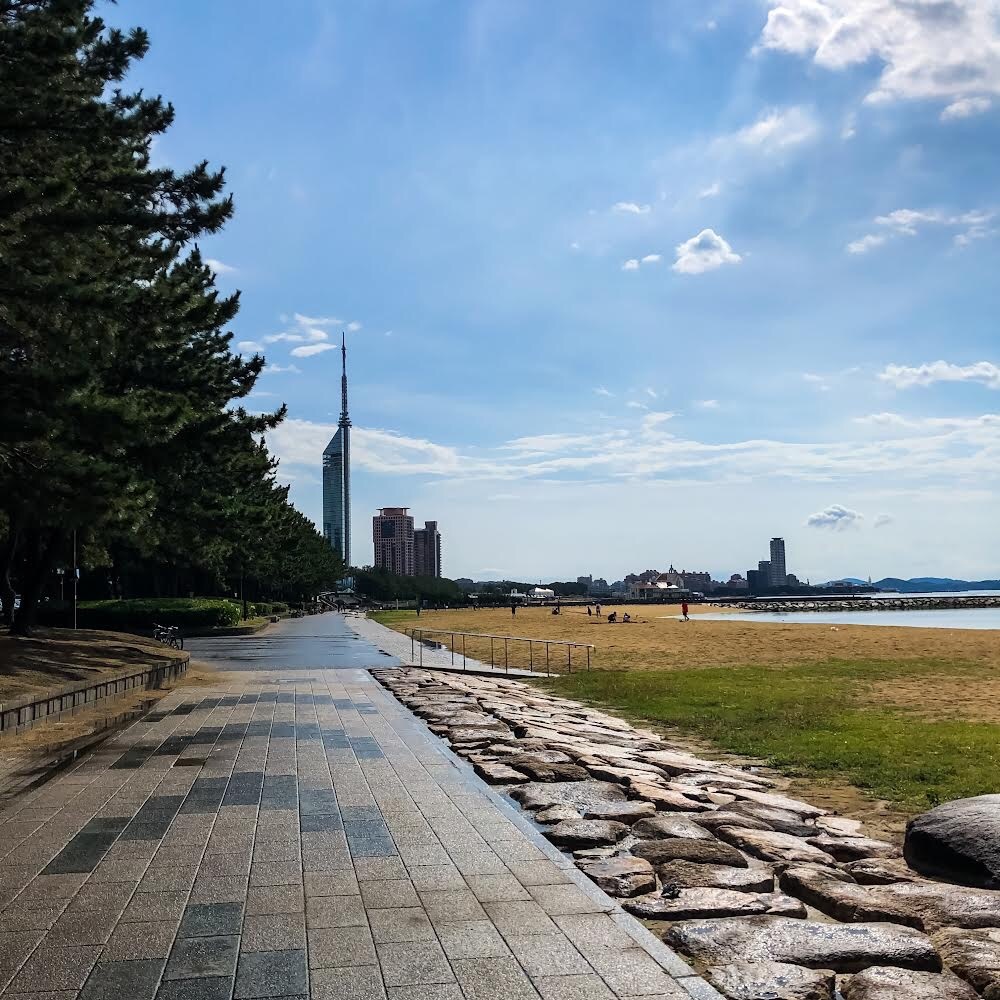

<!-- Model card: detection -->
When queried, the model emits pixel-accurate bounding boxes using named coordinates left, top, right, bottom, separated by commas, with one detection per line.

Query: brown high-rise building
left=414, top=521, right=442, bottom=578
left=372, top=508, right=414, bottom=576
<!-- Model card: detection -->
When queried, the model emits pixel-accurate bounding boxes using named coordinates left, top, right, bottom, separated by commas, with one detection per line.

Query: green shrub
left=39, top=598, right=242, bottom=630
left=271, top=602, right=289, bottom=614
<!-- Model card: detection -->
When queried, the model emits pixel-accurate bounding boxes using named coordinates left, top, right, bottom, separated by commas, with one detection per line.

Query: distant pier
left=723, top=594, right=1000, bottom=614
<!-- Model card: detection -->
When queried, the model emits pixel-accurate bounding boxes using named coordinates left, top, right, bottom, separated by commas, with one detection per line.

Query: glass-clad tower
left=322, top=335, right=351, bottom=566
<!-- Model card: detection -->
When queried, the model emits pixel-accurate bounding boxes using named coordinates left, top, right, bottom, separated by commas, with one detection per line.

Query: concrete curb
left=0, top=653, right=189, bottom=736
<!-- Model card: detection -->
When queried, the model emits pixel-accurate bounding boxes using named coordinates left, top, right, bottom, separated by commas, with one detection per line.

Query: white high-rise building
left=322, top=335, right=351, bottom=565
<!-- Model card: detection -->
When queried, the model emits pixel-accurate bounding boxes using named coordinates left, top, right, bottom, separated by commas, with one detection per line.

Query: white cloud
left=613, top=202, right=652, bottom=215
left=594, top=387, right=614, bottom=397
left=641, top=253, right=662, bottom=264
left=806, top=504, right=864, bottom=530
left=205, top=257, right=238, bottom=275
left=878, top=361, right=1000, bottom=390
left=645, top=388, right=659, bottom=399
left=759, top=0, right=1000, bottom=108
left=622, top=259, right=640, bottom=271
left=293, top=313, right=342, bottom=326
left=941, top=95, right=993, bottom=120
left=347, top=321, right=362, bottom=332
left=626, top=401, right=647, bottom=410
left=731, top=106, right=819, bottom=151
left=698, top=182, right=722, bottom=199
left=846, top=233, right=886, bottom=254
left=265, top=363, right=301, bottom=374
left=847, top=207, right=995, bottom=253
left=874, top=512, right=894, bottom=528
left=237, top=340, right=265, bottom=353
left=697, top=399, right=720, bottom=409
left=290, top=343, right=338, bottom=358
left=672, top=229, right=742, bottom=275
left=802, top=372, right=831, bottom=391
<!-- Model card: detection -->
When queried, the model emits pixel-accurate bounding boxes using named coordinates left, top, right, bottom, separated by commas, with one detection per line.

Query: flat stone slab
left=706, top=960, right=836, bottom=999
left=510, top=780, right=626, bottom=812
left=545, top=819, right=629, bottom=849
left=473, top=760, right=529, bottom=784
left=624, top=888, right=804, bottom=921
left=664, top=915, right=942, bottom=973
left=632, top=814, right=716, bottom=841
left=716, top=827, right=834, bottom=866
left=632, top=837, right=748, bottom=868
left=582, top=800, right=656, bottom=823
left=576, top=856, right=656, bottom=898
left=932, top=927, right=1000, bottom=997
left=657, top=860, right=775, bottom=893
left=807, top=834, right=901, bottom=862
left=630, top=781, right=711, bottom=812
left=779, top=867, right=923, bottom=927
left=843, top=966, right=980, bottom=999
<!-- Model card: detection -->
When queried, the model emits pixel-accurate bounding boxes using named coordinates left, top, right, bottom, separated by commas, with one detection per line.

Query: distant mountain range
left=833, top=577, right=1000, bottom=593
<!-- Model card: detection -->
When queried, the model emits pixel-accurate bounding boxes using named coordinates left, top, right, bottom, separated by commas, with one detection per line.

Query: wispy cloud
left=673, top=229, right=741, bottom=275
left=613, top=201, right=651, bottom=215
left=874, top=513, right=893, bottom=528
left=594, top=386, right=614, bottom=397
left=640, top=253, right=662, bottom=264
left=622, top=259, right=640, bottom=271
left=941, top=96, right=992, bottom=121
left=846, top=234, right=886, bottom=255
left=846, top=208, right=995, bottom=254
left=728, top=106, right=819, bottom=152
left=696, top=399, right=720, bottom=409
left=237, top=340, right=265, bottom=353
left=205, top=257, right=238, bottom=275
left=290, top=343, right=338, bottom=358
left=265, top=363, right=302, bottom=374
left=878, top=361, right=1000, bottom=391
left=293, top=313, right=342, bottom=326
left=698, top=182, right=721, bottom=199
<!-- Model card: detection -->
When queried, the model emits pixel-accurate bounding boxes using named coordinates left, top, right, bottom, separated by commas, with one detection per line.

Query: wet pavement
left=186, top=614, right=401, bottom=671
left=0, top=614, right=706, bottom=999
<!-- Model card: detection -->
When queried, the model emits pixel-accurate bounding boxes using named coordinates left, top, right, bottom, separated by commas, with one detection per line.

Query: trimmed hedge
left=39, top=598, right=243, bottom=630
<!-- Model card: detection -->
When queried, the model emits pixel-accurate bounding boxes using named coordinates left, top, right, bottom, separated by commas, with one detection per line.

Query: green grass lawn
left=543, top=658, right=1000, bottom=811
left=371, top=610, right=419, bottom=625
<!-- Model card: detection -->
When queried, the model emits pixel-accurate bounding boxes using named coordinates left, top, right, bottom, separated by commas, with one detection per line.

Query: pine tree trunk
left=0, top=521, right=19, bottom=630
left=11, top=522, right=55, bottom=637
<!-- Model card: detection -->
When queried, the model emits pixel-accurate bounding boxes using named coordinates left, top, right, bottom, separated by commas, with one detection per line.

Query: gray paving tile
left=153, top=975, right=234, bottom=1000
left=451, top=955, right=542, bottom=1000
left=436, top=919, right=511, bottom=960
left=311, top=965, right=386, bottom=1000
left=47, top=908, right=120, bottom=945
left=249, top=861, right=302, bottom=887
left=582, top=947, right=686, bottom=998
left=233, top=948, right=307, bottom=998
left=122, top=890, right=188, bottom=924
left=164, top=935, right=240, bottom=980
left=483, top=900, right=559, bottom=938
left=466, top=873, right=532, bottom=902
left=352, top=857, right=407, bottom=881
left=308, top=924, right=376, bottom=968
left=533, top=974, right=617, bottom=1000
left=529, top=884, right=610, bottom=916
left=8, top=942, right=103, bottom=992
left=367, top=907, right=435, bottom=944
left=179, top=902, right=244, bottom=937
left=241, top=912, right=306, bottom=953
left=386, top=987, right=464, bottom=1000
left=376, top=940, right=453, bottom=988
left=78, top=958, right=166, bottom=1000
left=305, top=893, right=366, bottom=928
left=104, top=920, right=179, bottom=961
left=303, top=870, right=359, bottom=897
left=418, top=889, right=487, bottom=925
left=506, top=861, right=575, bottom=887
left=358, top=879, right=419, bottom=909
left=506, top=934, right=592, bottom=978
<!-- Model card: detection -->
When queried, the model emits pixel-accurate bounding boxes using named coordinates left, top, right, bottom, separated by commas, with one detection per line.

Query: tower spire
left=339, top=331, right=351, bottom=428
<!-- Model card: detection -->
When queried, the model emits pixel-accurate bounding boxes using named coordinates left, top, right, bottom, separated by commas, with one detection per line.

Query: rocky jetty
left=374, top=668, right=1000, bottom=999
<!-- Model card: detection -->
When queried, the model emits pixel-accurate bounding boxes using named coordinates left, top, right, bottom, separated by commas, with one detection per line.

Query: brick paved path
left=0, top=623, right=710, bottom=999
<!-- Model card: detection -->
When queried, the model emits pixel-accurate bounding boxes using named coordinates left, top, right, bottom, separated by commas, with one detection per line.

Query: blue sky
left=112, top=0, right=1000, bottom=582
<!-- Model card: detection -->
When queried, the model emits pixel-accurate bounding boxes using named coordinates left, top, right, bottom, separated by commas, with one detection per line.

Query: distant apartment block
left=373, top=508, right=414, bottom=576
left=414, top=520, right=442, bottom=578
left=769, top=537, right=787, bottom=587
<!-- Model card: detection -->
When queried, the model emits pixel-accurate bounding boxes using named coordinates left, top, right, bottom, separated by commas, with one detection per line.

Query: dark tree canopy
left=0, top=0, right=344, bottom=632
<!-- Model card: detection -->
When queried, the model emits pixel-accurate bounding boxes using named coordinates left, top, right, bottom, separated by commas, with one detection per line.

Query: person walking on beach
left=511, top=602, right=517, bottom=617
left=587, top=606, right=592, bottom=617
left=681, top=601, right=690, bottom=621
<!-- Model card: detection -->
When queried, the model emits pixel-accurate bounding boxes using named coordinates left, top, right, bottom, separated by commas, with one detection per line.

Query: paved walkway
left=0, top=618, right=710, bottom=999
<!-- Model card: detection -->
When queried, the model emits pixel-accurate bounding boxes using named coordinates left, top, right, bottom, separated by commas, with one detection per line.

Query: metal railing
left=407, top=628, right=594, bottom=675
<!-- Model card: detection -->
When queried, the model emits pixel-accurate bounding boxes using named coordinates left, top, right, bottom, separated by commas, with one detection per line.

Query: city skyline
left=117, top=2, right=1000, bottom=582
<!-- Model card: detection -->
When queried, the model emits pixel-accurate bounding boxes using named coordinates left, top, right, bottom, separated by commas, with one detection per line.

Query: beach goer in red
left=681, top=601, right=690, bottom=621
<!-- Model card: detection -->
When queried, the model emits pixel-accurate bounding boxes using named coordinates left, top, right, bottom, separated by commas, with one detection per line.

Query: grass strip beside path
left=543, top=659, right=1000, bottom=812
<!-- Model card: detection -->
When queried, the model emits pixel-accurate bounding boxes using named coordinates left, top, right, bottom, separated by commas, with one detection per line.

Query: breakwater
left=724, top=595, right=1000, bottom=614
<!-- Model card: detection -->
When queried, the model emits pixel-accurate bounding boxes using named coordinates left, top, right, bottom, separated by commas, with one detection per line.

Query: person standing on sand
left=511, top=602, right=517, bottom=617
left=587, top=606, right=592, bottom=617
left=681, top=601, right=690, bottom=621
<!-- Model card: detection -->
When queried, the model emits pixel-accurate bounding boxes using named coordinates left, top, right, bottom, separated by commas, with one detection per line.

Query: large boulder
left=472, top=760, right=529, bottom=784
left=879, top=881, right=1000, bottom=931
left=905, top=796, right=1000, bottom=889
left=630, top=781, right=711, bottom=812
left=631, top=814, right=716, bottom=841
left=504, top=753, right=590, bottom=782
left=664, top=916, right=942, bottom=973
left=576, top=856, right=655, bottom=898
left=706, top=961, right=835, bottom=1000
left=632, top=837, right=748, bottom=868
left=656, top=860, right=775, bottom=893
left=694, top=811, right=773, bottom=834
left=544, top=819, right=628, bottom=849
left=842, top=967, right=979, bottom=999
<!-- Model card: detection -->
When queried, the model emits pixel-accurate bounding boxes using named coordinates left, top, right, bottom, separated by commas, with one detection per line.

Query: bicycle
left=153, top=623, right=184, bottom=650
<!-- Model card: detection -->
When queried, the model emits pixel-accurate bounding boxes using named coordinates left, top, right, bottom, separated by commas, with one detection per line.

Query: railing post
left=504, top=637, right=509, bottom=674
left=490, top=637, right=495, bottom=670
left=529, top=641, right=533, bottom=673
left=568, top=644, right=572, bottom=673
left=450, top=633, right=454, bottom=666
left=419, top=632, right=423, bottom=667
left=546, top=642, right=550, bottom=675
left=462, top=634, right=467, bottom=670
left=587, top=646, right=591, bottom=671
left=410, top=631, right=414, bottom=662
